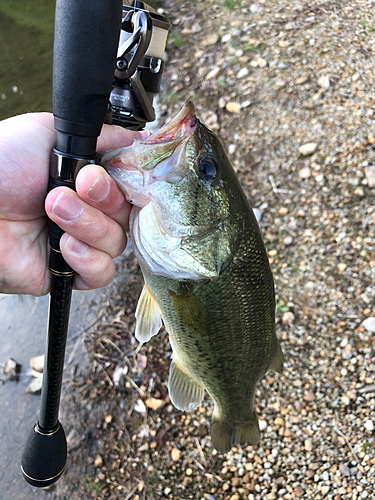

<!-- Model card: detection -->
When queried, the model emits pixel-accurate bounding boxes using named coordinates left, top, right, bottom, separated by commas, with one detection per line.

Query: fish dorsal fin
left=135, top=285, right=163, bottom=343
left=269, top=342, right=284, bottom=374
left=168, top=359, right=204, bottom=412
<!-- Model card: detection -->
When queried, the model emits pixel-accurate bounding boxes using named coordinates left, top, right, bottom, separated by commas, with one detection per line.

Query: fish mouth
left=146, top=100, right=197, bottom=144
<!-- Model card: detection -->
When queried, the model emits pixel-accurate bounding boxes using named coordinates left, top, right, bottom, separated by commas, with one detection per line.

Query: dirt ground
left=49, top=1, right=375, bottom=499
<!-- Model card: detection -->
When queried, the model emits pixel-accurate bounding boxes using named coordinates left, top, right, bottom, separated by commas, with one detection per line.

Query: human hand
left=0, top=112, right=145, bottom=296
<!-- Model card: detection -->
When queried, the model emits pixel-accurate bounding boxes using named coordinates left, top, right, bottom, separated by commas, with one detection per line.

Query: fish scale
left=100, top=101, right=283, bottom=452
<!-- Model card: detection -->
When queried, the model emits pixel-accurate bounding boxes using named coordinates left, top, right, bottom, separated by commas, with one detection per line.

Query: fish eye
left=198, top=156, right=217, bottom=184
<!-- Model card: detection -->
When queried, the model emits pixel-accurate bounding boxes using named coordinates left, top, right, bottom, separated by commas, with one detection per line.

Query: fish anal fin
left=269, top=342, right=284, bottom=374
left=135, top=285, right=163, bottom=344
left=210, top=412, right=261, bottom=453
left=168, top=359, right=204, bottom=412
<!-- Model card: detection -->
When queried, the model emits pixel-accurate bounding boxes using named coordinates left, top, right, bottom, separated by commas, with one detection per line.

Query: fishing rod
left=21, top=0, right=170, bottom=488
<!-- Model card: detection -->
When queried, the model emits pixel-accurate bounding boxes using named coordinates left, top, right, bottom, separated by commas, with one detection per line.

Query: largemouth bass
left=100, top=101, right=283, bottom=452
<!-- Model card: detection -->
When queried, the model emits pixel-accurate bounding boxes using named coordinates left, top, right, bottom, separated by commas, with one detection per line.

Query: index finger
left=97, top=123, right=149, bottom=152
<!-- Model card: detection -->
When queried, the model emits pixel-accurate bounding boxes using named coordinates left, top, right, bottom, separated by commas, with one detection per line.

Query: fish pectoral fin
left=135, top=285, right=163, bottom=344
left=210, top=413, right=261, bottom=453
left=269, top=342, right=284, bottom=374
left=168, top=359, right=204, bottom=412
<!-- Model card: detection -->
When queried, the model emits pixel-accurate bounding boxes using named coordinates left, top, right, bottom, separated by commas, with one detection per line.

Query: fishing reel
left=107, top=0, right=171, bottom=130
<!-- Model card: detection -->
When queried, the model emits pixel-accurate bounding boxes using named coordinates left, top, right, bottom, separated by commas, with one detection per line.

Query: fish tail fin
left=210, top=412, right=260, bottom=453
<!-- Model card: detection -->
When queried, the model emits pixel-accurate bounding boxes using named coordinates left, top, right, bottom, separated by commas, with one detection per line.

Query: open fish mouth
left=146, top=100, right=197, bottom=144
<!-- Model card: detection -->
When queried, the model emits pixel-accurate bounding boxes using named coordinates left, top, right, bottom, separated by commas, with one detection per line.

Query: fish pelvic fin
left=168, top=359, right=204, bottom=412
left=269, top=342, right=284, bottom=374
left=135, top=285, right=163, bottom=344
left=210, top=412, right=261, bottom=453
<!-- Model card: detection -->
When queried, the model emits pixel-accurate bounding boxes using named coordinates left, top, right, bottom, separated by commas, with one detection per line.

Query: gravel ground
left=49, top=1, right=375, bottom=499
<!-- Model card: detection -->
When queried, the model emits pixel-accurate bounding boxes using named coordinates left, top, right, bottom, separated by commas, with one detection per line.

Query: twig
left=268, top=175, right=289, bottom=194
left=101, top=336, right=124, bottom=355
left=68, top=311, right=106, bottom=342
left=124, top=483, right=140, bottom=500
left=195, top=437, right=207, bottom=468
left=125, top=374, right=146, bottom=397
left=334, top=426, right=359, bottom=464
left=95, top=360, right=114, bottom=387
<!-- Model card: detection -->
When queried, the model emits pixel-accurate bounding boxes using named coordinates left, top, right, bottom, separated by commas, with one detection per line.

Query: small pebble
left=30, top=355, right=44, bottom=373
left=259, top=420, right=268, bottom=431
left=226, top=102, right=241, bottom=113
left=282, top=311, right=295, bottom=324
left=305, top=439, right=313, bottom=451
left=237, top=67, right=249, bottom=79
left=145, top=398, right=165, bottom=411
left=222, top=34, right=232, bottom=43
left=283, top=236, right=293, bottom=246
left=206, top=66, right=221, bottom=80
left=299, top=166, right=312, bottom=178
left=364, top=166, right=375, bottom=187
left=27, top=377, right=43, bottom=394
left=3, top=358, right=21, bottom=380
left=191, top=23, right=202, bottom=34
left=202, top=33, right=219, bottom=46
left=304, top=391, right=315, bottom=402
left=361, top=317, right=375, bottom=332
left=337, top=263, right=347, bottom=273
left=171, top=448, right=181, bottom=461
left=299, top=143, right=317, bottom=156
left=320, top=485, right=330, bottom=495
left=364, top=420, right=374, bottom=431
left=318, top=75, right=330, bottom=90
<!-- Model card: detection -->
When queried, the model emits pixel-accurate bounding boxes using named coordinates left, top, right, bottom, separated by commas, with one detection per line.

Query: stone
left=226, top=102, right=241, bottom=113
left=364, top=166, right=375, bottom=187
left=282, top=311, right=295, bottom=324
left=145, top=398, right=165, bottom=411
left=113, top=365, right=128, bottom=387
left=222, top=34, right=232, bottom=43
left=202, top=34, right=219, bottom=46
left=299, top=166, right=312, bottom=178
left=294, top=486, right=304, bottom=497
left=134, top=399, right=147, bottom=413
left=30, top=354, right=44, bottom=373
left=259, top=420, right=268, bottom=431
left=361, top=317, right=375, bottom=332
left=171, top=448, right=181, bottom=461
left=299, top=143, right=317, bottom=156
left=321, top=485, right=330, bottom=495
left=191, top=23, right=202, bottom=34
left=364, top=420, right=374, bottom=431
left=337, top=263, right=347, bottom=273
left=27, top=377, right=43, bottom=394
left=206, top=66, right=221, bottom=80
left=318, top=76, right=330, bottom=90
left=283, top=236, right=293, bottom=246
left=304, top=391, right=315, bottom=402
left=3, top=357, right=21, bottom=380
left=94, top=454, right=103, bottom=467
left=237, top=67, right=249, bottom=79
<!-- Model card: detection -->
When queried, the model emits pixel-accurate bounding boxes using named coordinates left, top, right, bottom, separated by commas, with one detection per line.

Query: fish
left=100, top=101, right=283, bottom=452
